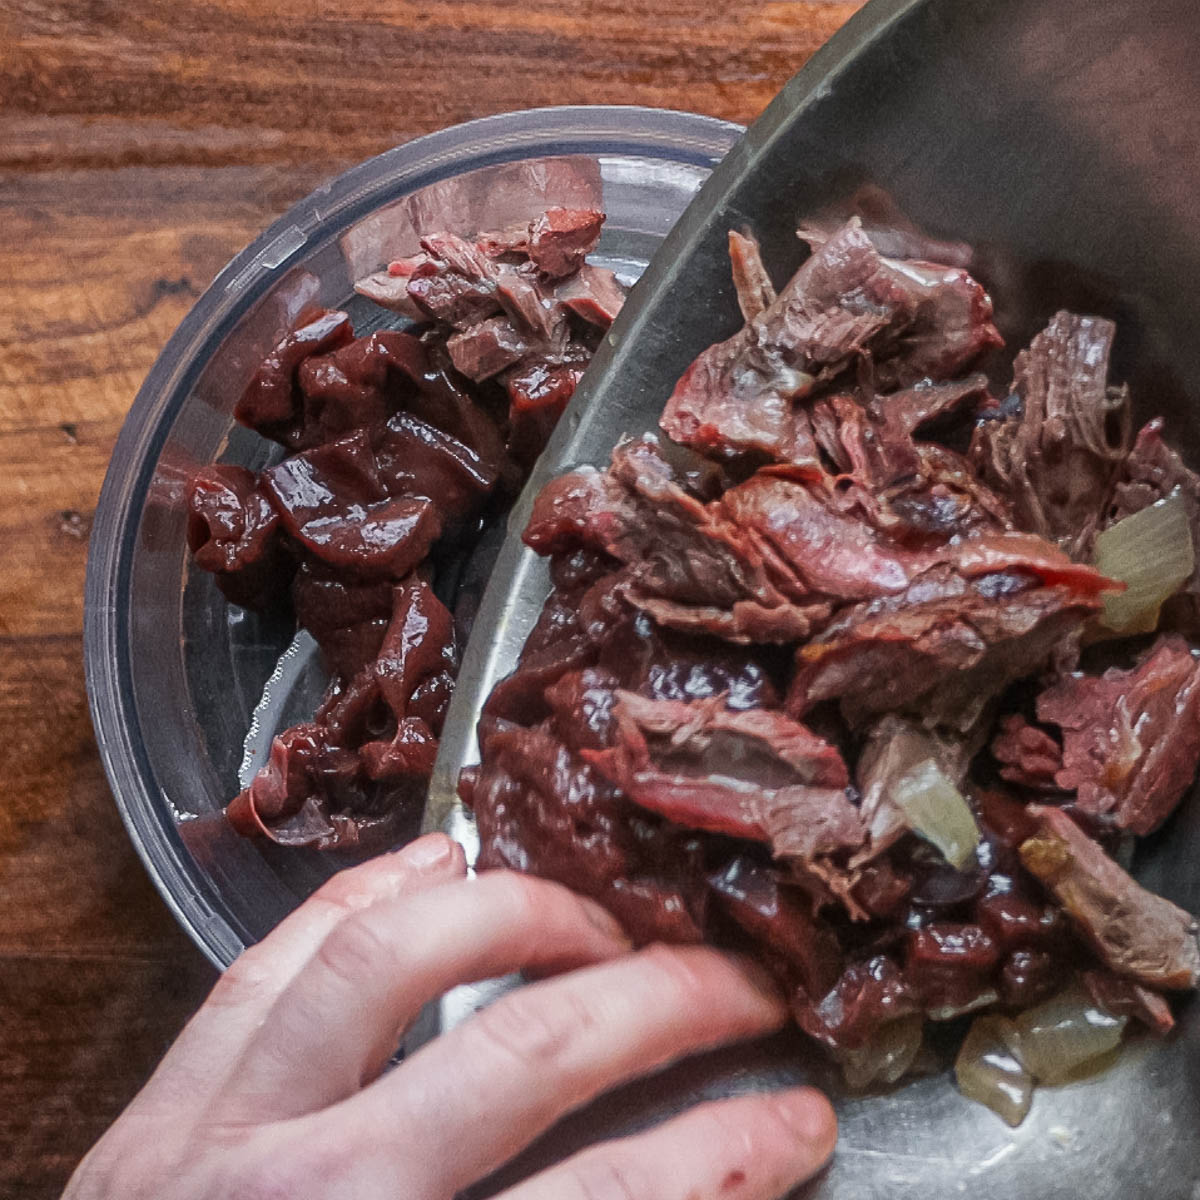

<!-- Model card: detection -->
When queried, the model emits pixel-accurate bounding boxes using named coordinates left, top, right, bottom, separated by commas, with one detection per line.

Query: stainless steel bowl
left=434, top=3, right=1200, bottom=1197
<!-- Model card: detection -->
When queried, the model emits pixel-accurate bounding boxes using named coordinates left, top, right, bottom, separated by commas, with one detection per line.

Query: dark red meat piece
left=446, top=316, right=532, bottom=381
left=709, top=857, right=842, bottom=998
left=263, top=432, right=442, bottom=580
left=907, top=923, right=1000, bottom=970
left=727, top=230, right=777, bottom=322
left=291, top=565, right=393, bottom=679
left=293, top=329, right=429, bottom=444
left=998, top=949, right=1061, bottom=1009
left=1035, top=635, right=1200, bottom=834
left=226, top=577, right=455, bottom=850
left=551, top=265, right=626, bottom=328
left=186, top=464, right=292, bottom=609
left=235, top=309, right=354, bottom=445
left=463, top=722, right=706, bottom=945
left=375, top=411, right=499, bottom=523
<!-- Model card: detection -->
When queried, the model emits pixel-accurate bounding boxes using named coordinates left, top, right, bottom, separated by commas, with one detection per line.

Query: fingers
left=499, top=1088, right=837, bottom=1200
left=213, top=871, right=633, bottom=1125
left=318, top=943, right=789, bottom=1196
left=137, top=834, right=466, bottom=1111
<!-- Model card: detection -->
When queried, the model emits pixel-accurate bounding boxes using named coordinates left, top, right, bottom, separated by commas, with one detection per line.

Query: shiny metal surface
left=428, top=0, right=1200, bottom=1195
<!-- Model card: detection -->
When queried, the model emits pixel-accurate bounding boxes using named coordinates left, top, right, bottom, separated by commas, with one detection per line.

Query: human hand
left=65, top=833, right=836, bottom=1199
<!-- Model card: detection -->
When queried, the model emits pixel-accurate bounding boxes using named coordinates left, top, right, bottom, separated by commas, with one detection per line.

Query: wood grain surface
left=0, top=2, right=861, bottom=1194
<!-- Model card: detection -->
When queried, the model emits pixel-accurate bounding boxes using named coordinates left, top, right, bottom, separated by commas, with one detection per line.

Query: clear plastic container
left=84, top=106, right=743, bottom=968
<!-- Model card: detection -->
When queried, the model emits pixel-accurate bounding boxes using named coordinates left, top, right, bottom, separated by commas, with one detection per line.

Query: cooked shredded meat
left=465, top=214, right=1200, bottom=1106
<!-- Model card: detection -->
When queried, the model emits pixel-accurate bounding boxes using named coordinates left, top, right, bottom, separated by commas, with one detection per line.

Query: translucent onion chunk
left=892, top=758, right=981, bottom=869
left=1010, top=983, right=1128, bottom=1083
left=1095, top=490, right=1195, bottom=632
left=838, top=1014, right=925, bottom=1089
left=955, top=1014, right=1033, bottom=1126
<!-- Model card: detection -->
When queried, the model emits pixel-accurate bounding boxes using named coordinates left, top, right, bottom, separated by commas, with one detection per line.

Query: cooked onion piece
left=1094, top=490, right=1194, bottom=633
left=838, top=1014, right=925, bottom=1089
left=1009, top=984, right=1128, bottom=1084
left=892, top=759, right=981, bottom=869
left=955, top=1014, right=1033, bottom=1126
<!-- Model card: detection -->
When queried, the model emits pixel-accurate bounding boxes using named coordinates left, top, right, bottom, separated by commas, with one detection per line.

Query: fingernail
left=396, top=834, right=457, bottom=873
left=770, top=1088, right=837, bottom=1149
left=579, top=897, right=633, bottom=945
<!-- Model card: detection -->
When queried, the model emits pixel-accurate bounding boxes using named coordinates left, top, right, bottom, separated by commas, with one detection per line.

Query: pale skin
left=64, top=833, right=837, bottom=1200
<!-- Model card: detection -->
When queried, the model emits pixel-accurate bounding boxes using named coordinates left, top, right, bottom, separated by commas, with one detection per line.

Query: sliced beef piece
left=659, top=219, right=895, bottom=464
left=1034, top=635, right=1200, bottom=835
left=353, top=266, right=427, bottom=321
left=870, top=373, right=992, bottom=439
left=527, top=208, right=604, bottom=278
left=403, top=232, right=504, bottom=327
left=186, top=465, right=293, bottom=609
left=786, top=568, right=1103, bottom=730
left=813, top=376, right=991, bottom=492
left=1110, top=417, right=1200, bottom=628
left=1019, top=805, right=1200, bottom=990
left=583, top=692, right=864, bottom=868
left=524, top=437, right=830, bottom=643
left=463, top=721, right=707, bottom=944
left=709, top=856, right=843, bottom=998
left=723, top=467, right=1100, bottom=607
left=969, top=311, right=1132, bottom=558
left=868, top=257, right=1004, bottom=387
left=798, top=220, right=1003, bottom=386
left=727, top=230, right=777, bottom=322
left=990, top=714, right=1063, bottom=791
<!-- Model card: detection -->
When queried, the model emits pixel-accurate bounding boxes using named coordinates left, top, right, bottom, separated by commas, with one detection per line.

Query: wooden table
left=0, top=2, right=861, bottom=1192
